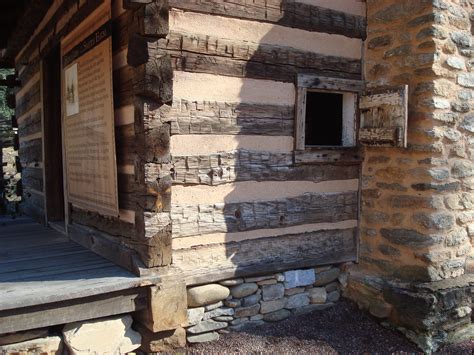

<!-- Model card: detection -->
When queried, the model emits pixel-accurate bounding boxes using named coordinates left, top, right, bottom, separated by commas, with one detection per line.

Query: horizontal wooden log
left=21, top=168, right=44, bottom=193
left=168, top=0, right=366, bottom=39
left=0, top=288, right=148, bottom=335
left=156, top=32, right=361, bottom=83
left=163, top=100, right=294, bottom=136
left=294, top=148, right=363, bottom=165
left=71, top=207, right=137, bottom=240
left=166, top=150, right=360, bottom=185
left=15, top=81, right=41, bottom=118
left=18, top=60, right=40, bottom=86
left=19, top=138, right=42, bottom=165
left=297, top=74, right=364, bottom=92
left=171, top=191, right=358, bottom=237
left=18, top=110, right=42, bottom=138
left=173, top=227, right=358, bottom=282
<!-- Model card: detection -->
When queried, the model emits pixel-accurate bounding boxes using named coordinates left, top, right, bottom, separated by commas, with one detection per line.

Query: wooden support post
left=135, top=278, right=188, bottom=333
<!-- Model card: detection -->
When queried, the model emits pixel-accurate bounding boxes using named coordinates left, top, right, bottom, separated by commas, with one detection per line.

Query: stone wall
left=347, top=0, right=474, bottom=351
left=184, top=265, right=348, bottom=343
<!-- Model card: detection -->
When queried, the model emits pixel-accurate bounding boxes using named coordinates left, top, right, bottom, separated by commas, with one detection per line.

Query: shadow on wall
left=169, top=0, right=365, bottom=276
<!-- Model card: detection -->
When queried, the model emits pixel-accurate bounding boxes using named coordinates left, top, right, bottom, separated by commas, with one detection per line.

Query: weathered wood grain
left=167, top=0, right=366, bottom=39
left=359, top=85, right=408, bottom=148
left=173, top=227, right=358, bottom=284
left=297, top=74, right=364, bottom=92
left=21, top=168, right=44, bottom=193
left=171, top=191, right=358, bottom=237
left=15, top=81, right=41, bottom=118
left=160, top=100, right=294, bottom=136
left=294, top=148, right=363, bottom=165
left=19, top=138, right=42, bottom=165
left=156, top=32, right=361, bottom=82
left=165, top=150, right=360, bottom=185
left=18, top=110, right=42, bottom=138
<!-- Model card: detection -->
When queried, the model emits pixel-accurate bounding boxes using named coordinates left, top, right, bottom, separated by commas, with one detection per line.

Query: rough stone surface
left=188, top=285, right=230, bottom=307
left=261, top=283, right=285, bottom=301
left=203, top=307, right=234, bottom=321
left=224, top=299, right=241, bottom=308
left=263, top=309, right=291, bottom=322
left=205, top=301, right=224, bottom=311
left=187, top=332, right=220, bottom=343
left=286, top=293, right=310, bottom=309
left=187, top=307, right=205, bottom=326
left=139, top=326, right=186, bottom=352
left=234, top=304, right=261, bottom=318
left=0, top=336, right=63, bottom=355
left=230, top=283, right=258, bottom=299
left=241, top=294, right=262, bottom=307
left=219, top=279, right=244, bottom=286
left=284, top=287, right=305, bottom=296
left=63, top=315, right=141, bottom=354
left=283, top=269, right=316, bottom=289
left=187, top=320, right=228, bottom=334
left=314, top=268, right=341, bottom=286
left=309, top=287, right=328, bottom=304
left=260, top=299, right=287, bottom=314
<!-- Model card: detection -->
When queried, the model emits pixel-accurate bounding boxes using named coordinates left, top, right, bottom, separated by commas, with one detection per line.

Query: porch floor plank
left=0, top=216, right=159, bottom=313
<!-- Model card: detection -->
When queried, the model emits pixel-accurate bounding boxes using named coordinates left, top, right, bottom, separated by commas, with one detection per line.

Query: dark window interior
left=305, top=91, right=343, bottom=146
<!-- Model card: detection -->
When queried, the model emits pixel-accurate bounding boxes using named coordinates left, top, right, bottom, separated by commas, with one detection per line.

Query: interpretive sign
left=61, top=1, right=119, bottom=216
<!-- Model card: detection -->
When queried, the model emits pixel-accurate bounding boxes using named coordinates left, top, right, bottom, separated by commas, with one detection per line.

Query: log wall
left=13, top=0, right=160, bottom=267
left=140, top=0, right=367, bottom=279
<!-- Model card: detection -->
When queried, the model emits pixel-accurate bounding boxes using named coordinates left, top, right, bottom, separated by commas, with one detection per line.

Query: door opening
left=42, top=45, right=65, bottom=223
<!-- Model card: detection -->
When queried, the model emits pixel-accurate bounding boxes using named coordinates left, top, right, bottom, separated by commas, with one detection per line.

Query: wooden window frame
left=295, top=75, right=365, bottom=151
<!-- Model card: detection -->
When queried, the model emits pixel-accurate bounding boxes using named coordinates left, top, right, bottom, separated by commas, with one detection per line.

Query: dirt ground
left=188, top=301, right=474, bottom=354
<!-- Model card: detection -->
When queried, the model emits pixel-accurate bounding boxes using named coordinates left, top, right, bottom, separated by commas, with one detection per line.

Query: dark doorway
left=42, top=45, right=65, bottom=222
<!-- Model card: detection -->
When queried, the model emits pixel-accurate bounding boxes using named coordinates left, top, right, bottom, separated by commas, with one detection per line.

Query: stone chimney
left=346, top=0, right=474, bottom=351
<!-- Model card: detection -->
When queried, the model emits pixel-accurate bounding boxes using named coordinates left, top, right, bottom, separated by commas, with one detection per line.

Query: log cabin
left=0, top=0, right=473, bottom=352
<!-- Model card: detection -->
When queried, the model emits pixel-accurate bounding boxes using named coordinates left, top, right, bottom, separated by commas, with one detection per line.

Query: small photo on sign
left=65, top=63, right=79, bottom=116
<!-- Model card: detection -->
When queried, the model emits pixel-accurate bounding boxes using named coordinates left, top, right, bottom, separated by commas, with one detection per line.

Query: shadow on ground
left=188, top=301, right=473, bottom=354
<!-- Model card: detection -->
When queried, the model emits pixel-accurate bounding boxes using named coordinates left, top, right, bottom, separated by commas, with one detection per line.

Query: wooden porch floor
left=0, top=216, right=159, bottom=334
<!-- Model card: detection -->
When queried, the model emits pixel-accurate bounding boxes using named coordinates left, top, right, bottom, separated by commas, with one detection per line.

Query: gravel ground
left=188, top=301, right=473, bottom=354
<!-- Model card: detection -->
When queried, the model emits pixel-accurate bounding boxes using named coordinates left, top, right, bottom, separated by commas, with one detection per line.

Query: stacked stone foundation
left=185, top=265, right=348, bottom=344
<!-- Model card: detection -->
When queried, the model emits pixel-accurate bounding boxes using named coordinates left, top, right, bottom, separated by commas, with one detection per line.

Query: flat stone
left=325, top=282, right=339, bottom=293
left=458, top=73, right=474, bottom=87
left=242, top=294, right=261, bottom=307
left=447, top=56, right=466, bottom=70
left=285, top=287, right=305, bottom=296
left=314, top=268, right=341, bottom=286
left=260, top=299, right=286, bottom=314
left=230, top=283, right=258, bottom=298
left=234, top=303, right=260, bottom=318
left=250, top=314, right=264, bottom=321
left=369, top=301, right=393, bottom=319
left=261, top=283, right=285, bottom=301
left=231, top=317, right=248, bottom=325
left=327, top=290, right=341, bottom=303
left=187, top=320, right=228, bottom=334
left=63, top=315, right=141, bottom=355
left=291, top=303, right=334, bottom=316
left=219, top=278, right=244, bottom=286
left=245, top=275, right=274, bottom=283
left=188, top=285, right=230, bottom=307
left=214, top=316, right=234, bottom=322
left=187, top=307, right=205, bottom=326
left=205, top=301, right=224, bottom=311
left=258, top=279, right=277, bottom=285
left=224, top=299, right=241, bottom=308
left=284, top=269, right=315, bottom=289
left=203, top=307, right=234, bottom=321
left=187, top=332, right=219, bottom=344
left=0, top=336, right=63, bottom=354
left=263, top=309, right=291, bottom=322
left=380, top=228, right=442, bottom=248
left=286, top=293, right=310, bottom=309
left=461, top=114, right=474, bottom=132
left=309, top=287, right=327, bottom=304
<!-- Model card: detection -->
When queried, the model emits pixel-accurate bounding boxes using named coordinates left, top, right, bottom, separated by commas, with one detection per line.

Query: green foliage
left=0, top=68, right=14, bottom=119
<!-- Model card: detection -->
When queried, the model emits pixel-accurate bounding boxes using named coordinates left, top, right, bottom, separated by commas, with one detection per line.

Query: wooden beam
left=0, top=288, right=148, bottom=334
